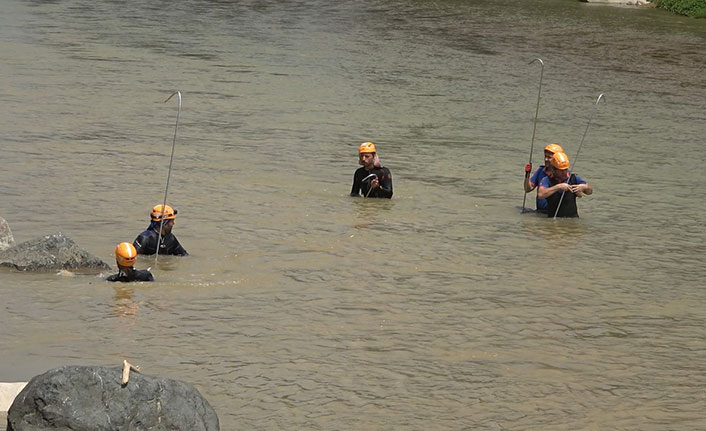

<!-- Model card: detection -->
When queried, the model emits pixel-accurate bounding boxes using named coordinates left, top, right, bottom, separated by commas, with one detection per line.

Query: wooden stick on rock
left=121, top=360, right=141, bottom=385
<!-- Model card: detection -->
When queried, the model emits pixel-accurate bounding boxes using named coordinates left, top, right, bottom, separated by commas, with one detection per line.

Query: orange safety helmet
left=151, top=204, right=177, bottom=222
left=544, top=143, right=564, bottom=155
left=358, top=142, right=376, bottom=154
left=551, top=152, right=570, bottom=170
left=115, top=242, right=137, bottom=267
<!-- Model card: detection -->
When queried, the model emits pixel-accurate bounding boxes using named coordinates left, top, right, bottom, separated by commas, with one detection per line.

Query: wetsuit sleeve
left=162, top=233, right=188, bottom=256
left=107, top=271, right=129, bottom=282
left=350, top=171, right=362, bottom=197
left=378, top=168, right=393, bottom=198
left=133, top=233, right=154, bottom=255
left=171, top=239, right=189, bottom=256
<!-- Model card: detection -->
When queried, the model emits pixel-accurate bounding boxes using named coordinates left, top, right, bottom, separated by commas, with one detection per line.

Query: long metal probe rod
left=553, top=93, right=605, bottom=219
left=156, top=90, right=182, bottom=261
left=521, top=58, right=544, bottom=213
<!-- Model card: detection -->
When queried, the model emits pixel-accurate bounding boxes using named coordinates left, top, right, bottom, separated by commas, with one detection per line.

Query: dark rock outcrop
left=7, top=365, right=220, bottom=431
left=0, top=232, right=110, bottom=271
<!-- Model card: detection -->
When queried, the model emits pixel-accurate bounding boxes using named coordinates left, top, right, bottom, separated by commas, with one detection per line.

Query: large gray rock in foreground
left=7, top=365, right=220, bottom=431
left=0, top=216, right=15, bottom=251
left=0, top=232, right=110, bottom=271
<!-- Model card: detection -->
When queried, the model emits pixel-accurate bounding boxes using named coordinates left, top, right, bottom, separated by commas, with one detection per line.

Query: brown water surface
left=1, top=0, right=705, bottom=429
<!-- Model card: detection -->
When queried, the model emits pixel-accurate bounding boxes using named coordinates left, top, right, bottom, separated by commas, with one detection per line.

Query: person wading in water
left=133, top=204, right=189, bottom=256
left=524, top=143, right=564, bottom=213
left=537, top=152, right=593, bottom=218
left=350, top=142, right=393, bottom=199
left=107, top=242, right=154, bottom=282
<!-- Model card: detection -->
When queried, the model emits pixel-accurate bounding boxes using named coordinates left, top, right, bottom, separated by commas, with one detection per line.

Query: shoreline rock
left=7, top=365, right=219, bottom=431
left=0, top=232, right=110, bottom=272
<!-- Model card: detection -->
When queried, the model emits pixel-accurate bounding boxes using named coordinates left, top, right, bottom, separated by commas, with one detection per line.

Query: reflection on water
left=1, top=0, right=705, bottom=429
left=112, top=286, right=140, bottom=319
left=351, top=198, right=396, bottom=230
left=532, top=217, right=588, bottom=244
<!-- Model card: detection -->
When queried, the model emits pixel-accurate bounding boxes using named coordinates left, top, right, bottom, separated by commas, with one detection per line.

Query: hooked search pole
left=553, top=93, right=605, bottom=220
left=521, top=58, right=544, bottom=213
left=362, top=173, right=377, bottom=198
left=156, top=90, right=181, bottom=261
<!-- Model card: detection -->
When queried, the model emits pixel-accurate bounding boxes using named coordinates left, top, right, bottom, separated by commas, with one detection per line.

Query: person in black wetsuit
left=133, top=204, right=189, bottom=256
left=537, top=152, right=593, bottom=218
left=350, top=141, right=393, bottom=198
left=107, top=242, right=154, bottom=282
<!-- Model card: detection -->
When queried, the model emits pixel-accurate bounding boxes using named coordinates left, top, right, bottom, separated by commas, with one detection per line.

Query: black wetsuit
left=545, top=174, right=580, bottom=218
left=106, top=268, right=154, bottom=282
left=350, top=166, right=393, bottom=198
left=133, top=229, right=189, bottom=256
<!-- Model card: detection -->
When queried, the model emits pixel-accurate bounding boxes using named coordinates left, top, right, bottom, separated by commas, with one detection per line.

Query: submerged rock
left=0, top=232, right=110, bottom=272
left=7, top=365, right=220, bottom=431
left=0, top=216, right=15, bottom=251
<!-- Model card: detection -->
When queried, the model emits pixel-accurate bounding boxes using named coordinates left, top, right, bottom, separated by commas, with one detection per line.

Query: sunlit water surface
left=1, top=0, right=705, bottom=429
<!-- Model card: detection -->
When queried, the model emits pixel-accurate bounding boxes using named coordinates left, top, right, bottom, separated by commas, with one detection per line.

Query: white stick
left=121, top=360, right=141, bottom=385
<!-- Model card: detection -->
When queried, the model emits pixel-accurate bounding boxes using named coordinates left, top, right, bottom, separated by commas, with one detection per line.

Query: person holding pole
left=133, top=204, right=189, bottom=256
left=107, top=242, right=154, bottom=282
left=350, top=142, right=393, bottom=199
left=524, top=143, right=564, bottom=213
left=537, top=152, right=593, bottom=218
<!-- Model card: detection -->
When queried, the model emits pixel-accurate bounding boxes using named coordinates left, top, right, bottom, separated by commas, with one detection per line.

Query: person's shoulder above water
left=106, top=272, right=121, bottom=282
left=106, top=269, right=154, bottom=282
left=133, top=228, right=157, bottom=252
left=129, top=269, right=154, bottom=282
